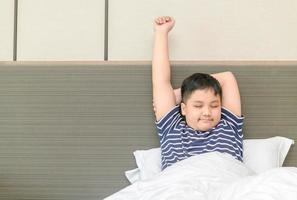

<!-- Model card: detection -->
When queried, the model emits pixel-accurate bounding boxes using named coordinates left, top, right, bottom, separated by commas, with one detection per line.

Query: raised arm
left=173, top=72, right=242, bottom=116
left=152, top=16, right=176, bottom=121
left=211, top=71, right=241, bottom=116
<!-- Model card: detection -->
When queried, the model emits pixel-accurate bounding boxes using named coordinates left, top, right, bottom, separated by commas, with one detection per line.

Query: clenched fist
left=153, top=16, right=175, bottom=33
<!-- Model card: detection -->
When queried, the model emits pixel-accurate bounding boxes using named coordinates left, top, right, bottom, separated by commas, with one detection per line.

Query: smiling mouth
left=199, top=119, right=213, bottom=122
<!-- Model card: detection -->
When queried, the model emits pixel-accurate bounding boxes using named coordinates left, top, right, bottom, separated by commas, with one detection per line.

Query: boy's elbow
left=224, top=71, right=237, bottom=82
left=224, top=71, right=234, bottom=78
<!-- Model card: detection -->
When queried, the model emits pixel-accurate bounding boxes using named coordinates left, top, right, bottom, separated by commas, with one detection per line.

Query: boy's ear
left=181, top=102, right=186, bottom=116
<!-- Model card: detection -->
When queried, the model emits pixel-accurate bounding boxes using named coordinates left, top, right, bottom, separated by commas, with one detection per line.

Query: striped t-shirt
left=156, top=105, right=244, bottom=170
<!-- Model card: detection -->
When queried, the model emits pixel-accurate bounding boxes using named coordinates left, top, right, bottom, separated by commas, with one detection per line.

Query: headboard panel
left=0, top=62, right=296, bottom=199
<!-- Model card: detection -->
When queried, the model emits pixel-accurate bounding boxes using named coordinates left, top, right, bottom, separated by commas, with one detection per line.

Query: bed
left=0, top=61, right=296, bottom=200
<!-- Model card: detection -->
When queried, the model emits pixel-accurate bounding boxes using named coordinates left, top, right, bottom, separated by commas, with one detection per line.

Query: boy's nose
left=202, top=107, right=211, bottom=116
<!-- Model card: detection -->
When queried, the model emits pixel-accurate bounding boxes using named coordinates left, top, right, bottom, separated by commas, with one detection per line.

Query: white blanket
left=104, top=152, right=297, bottom=200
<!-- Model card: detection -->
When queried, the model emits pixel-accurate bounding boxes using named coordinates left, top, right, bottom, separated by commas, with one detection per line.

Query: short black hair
left=181, top=73, right=222, bottom=103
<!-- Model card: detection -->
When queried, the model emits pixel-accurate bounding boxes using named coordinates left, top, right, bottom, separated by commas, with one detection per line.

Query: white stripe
left=162, top=147, right=184, bottom=156
left=186, top=137, right=243, bottom=152
left=188, top=147, right=241, bottom=159
left=161, top=114, right=181, bottom=135
left=158, top=109, right=180, bottom=130
left=162, top=131, right=242, bottom=150
left=161, top=140, right=183, bottom=150
left=192, top=129, right=238, bottom=140
left=187, top=141, right=242, bottom=153
left=222, top=113, right=243, bottom=127
left=163, top=151, right=186, bottom=160
left=164, top=155, right=186, bottom=163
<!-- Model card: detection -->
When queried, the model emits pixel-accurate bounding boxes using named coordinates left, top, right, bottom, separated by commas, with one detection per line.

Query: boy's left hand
left=153, top=16, right=175, bottom=33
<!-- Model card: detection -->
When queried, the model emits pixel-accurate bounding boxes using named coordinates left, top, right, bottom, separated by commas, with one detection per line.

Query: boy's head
left=180, top=73, right=222, bottom=131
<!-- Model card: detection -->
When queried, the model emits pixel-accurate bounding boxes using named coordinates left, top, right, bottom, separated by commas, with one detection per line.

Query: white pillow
left=133, top=148, right=161, bottom=180
left=125, top=136, right=294, bottom=183
left=243, top=136, right=294, bottom=173
left=125, top=148, right=161, bottom=184
left=124, top=168, right=141, bottom=184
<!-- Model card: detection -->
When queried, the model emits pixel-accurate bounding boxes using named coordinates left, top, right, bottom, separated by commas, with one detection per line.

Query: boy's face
left=181, top=88, right=221, bottom=131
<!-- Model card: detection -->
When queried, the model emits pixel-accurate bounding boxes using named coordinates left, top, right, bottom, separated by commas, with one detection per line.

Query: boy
left=152, top=16, right=244, bottom=170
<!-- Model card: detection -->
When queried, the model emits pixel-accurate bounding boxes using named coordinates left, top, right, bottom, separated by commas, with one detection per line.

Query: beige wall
left=109, top=0, right=297, bottom=60
left=17, top=0, right=105, bottom=61
left=1, top=0, right=297, bottom=61
left=0, top=0, right=14, bottom=61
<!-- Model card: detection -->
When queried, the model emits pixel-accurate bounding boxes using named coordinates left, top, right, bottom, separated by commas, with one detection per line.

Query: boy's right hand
left=154, top=16, right=175, bottom=33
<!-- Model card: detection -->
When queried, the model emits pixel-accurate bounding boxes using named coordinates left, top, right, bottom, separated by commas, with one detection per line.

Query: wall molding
left=13, top=0, right=18, bottom=61
left=1, top=60, right=297, bottom=67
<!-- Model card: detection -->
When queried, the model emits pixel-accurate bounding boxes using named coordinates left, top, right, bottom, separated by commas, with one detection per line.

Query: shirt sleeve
left=221, top=107, right=244, bottom=134
left=155, top=105, right=182, bottom=138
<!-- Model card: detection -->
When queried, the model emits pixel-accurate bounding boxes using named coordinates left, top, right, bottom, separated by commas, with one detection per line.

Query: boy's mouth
left=199, top=118, right=213, bottom=122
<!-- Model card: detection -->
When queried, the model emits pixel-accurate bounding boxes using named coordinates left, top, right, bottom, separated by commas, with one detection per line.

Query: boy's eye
left=194, top=105, right=203, bottom=108
left=210, top=105, right=219, bottom=108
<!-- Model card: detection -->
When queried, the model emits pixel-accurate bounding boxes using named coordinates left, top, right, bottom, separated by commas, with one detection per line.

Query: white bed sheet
left=104, top=152, right=297, bottom=200
left=212, top=167, right=297, bottom=200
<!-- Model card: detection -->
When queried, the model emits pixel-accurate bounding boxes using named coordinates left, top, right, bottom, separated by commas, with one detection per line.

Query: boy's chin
left=198, top=127, right=212, bottom=132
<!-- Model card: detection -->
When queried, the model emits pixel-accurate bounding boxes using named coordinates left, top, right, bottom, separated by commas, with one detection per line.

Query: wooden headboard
left=0, top=62, right=296, bottom=200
